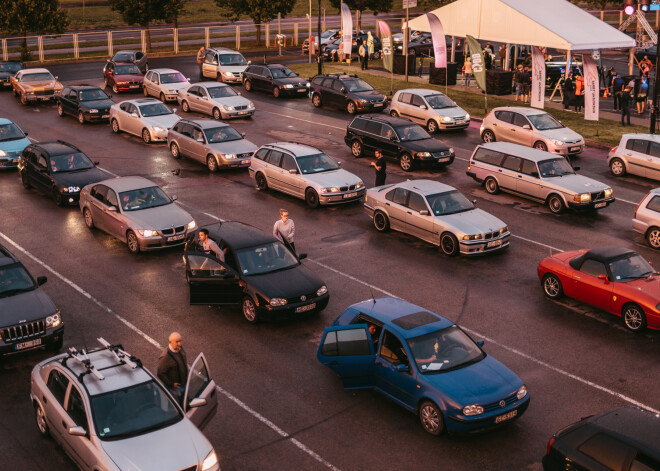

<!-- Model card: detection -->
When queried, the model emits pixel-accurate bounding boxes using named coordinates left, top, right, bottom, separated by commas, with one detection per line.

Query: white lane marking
left=511, top=234, right=563, bottom=252
left=308, top=260, right=399, bottom=298
left=617, top=198, right=637, bottom=205
left=0, top=230, right=341, bottom=471
left=259, top=109, right=345, bottom=131
left=203, top=211, right=222, bottom=221
left=97, top=167, right=119, bottom=177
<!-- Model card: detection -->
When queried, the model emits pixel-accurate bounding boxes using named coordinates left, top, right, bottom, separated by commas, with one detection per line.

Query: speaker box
left=486, top=70, right=514, bottom=95
left=393, top=54, right=416, bottom=75
left=429, top=62, right=458, bottom=85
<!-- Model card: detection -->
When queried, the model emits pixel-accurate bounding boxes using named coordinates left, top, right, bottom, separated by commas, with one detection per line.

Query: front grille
left=339, top=184, right=357, bottom=192
left=235, top=105, right=248, bottom=110
left=591, top=191, right=605, bottom=201
left=564, top=139, right=581, bottom=144
left=238, top=152, right=253, bottom=158
left=232, top=72, right=241, bottom=77
left=161, top=225, right=186, bottom=236
left=371, top=99, right=384, bottom=103
left=3, top=320, right=46, bottom=343
left=35, top=90, right=54, bottom=96
left=286, top=290, right=318, bottom=304
left=482, top=393, right=518, bottom=413
left=432, top=151, right=449, bottom=158
left=482, top=231, right=500, bottom=240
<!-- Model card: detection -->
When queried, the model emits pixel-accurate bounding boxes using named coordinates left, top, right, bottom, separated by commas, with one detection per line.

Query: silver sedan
left=79, top=176, right=196, bottom=254
left=364, top=179, right=510, bottom=256
left=110, top=98, right=180, bottom=143
left=178, top=82, right=255, bottom=120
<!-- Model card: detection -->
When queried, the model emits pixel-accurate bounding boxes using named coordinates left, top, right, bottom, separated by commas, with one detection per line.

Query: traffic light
left=640, top=0, right=650, bottom=12
left=624, top=0, right=636, bottom=15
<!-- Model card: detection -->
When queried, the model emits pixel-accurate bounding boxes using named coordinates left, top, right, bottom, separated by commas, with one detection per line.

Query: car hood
left=114, top=74, right=143, bottom=82
left=352, top=90, right=386, bottom=101
left=537, top=127, right=583, bottom=142
left=303, top=168, right=362, bottom=187
left=123, top=203, right=192, bottom=231
left=542, top=174, right=609, bottom=193
left=101, top=419, right=208, bottom=471
left=431, top=106, right=468, bottom=118
left=435, top=208, right=505, bottom=234
left=220, top=65, right=248, bottom=73
left=623, top=276, right=660, bottom=299
left=424, top=355, right=522, bottom=405
left=208, top=139, right=258, bottom=155
left=161, top=82, right=189, bottom=92
left=0, top=288, right=56, bottom=324
left=275, top=77, right=308, bottom=86
left=401, top=138, right=450, bottom=152
left=143, top=114, right=180, bottom=129
left=210, top=95, right=252, bottom=108
left=80, top=99, right=115, bottom=110
left=247, top=264, right=324, bottom=298
left=20, top=80, right=61, bottom=90
left=54, top=168, right=112, bottom=187
left=0, top=137, right=30, bottom=155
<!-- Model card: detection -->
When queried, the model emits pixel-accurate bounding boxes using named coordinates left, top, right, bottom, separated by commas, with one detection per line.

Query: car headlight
left=270, top=298, right=288, bottom=307
left=449, top=148, right=454, bottom=154
left=417, top=152, right=431, bottom=158
left=152, top=126, right=166, bottom=133
left=317, top=285, right=328, bottom=296
left=26, top=91, right=35, bottom=95
left=463, top=404, right=484, bottom=416
left=517, top=385, right=528, bottom=400
left=138, top=229, right=158, bottom=237
left=187, top=220, right=196, bottom=230
left=465, top=113, right=470, bottom=120
left=89, top=109, right=99, bottom=113
left=462, top=234, right=483, bottom=240
left=63, top=186, right=80, bottom=193
left=355, top=181, right=364, bottom=189
left=359, top=98, right=368, bottom=103
left=499, top=226, right=509, bottom=234
left=248, top=102, right=254, bottom=108
left=0, top=150, right=7, bottom=157
left=284, top=84, right=294, bottom=89
left=442, top=116, right=452, bottom=122
left=306, top=82, right=311, bottom=87
left=326, top=187, right=340, bottom=193
left=552, top=139, right=564, bottom=147
left=223, top=71, right=233, bottom=77
left=223, top=153, right=237, bottom=159
left=223, top=105, right=235, bottom=111
left=574, top=193, right=591, bottom=203
left=604, top=188, right=613, bottom=198
left=201, top=450, right=219, bottom=471
left=46, top=311, right=61, bottom=329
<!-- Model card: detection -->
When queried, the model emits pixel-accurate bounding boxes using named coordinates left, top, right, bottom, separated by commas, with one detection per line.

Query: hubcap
left=112, top=120, right=119, bottom=132
left=611, top=161, right=623, bottom=175
left=214, top=109, right=220, bottom=119
left=36, top=406, right=47, bottom=434
left=348, top=103, right=355, bottom=113
left=143, top=130, right=150, bottom=142
left=625, top=308, right=642, bottom=330
left=441, top=236, right=454, bottom=253
left=172, top=144, right=178, bottom=157
left=535, top=143, right=546, bottom=150
left=401, top=156, right=411, bottom=170
left=550, top=198, right=562, bottom=212
left=544, top=277, right=559, bottom=296
left=484, top=132, right=493, bottom=142
left=486, top=180, right=496, bottom=193
left=84, top=210, right=92, bottom=227
left=375, top=214, right=386, bottom=230
left=352, top=142, right=361, bottom=156
left=421, top=405, right=439, bottom=432
left=649, top=230, right=660, bottom=248
left=128, top=234, right=138, bottom=252
left=243, top=300, right=256, bottom=321
left=208, top=157, right=216, bottom=171
left=429, top=121, right=437, bottom=132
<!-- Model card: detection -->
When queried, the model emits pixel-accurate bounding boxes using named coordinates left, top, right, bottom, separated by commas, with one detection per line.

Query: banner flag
left=466, top=35, right=486, bottom=91
left=378, top=20, right=393, bottom=73
left=426, top=12, right=447, bottom=69
left=583, top=54, right=599, bottom=121
left=531, top=46, right=545, bottom=109
left=341, top=3, right=353, bottom=56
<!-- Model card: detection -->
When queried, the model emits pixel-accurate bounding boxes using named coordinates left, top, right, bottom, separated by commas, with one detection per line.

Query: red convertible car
left=537, top=246, right=660, bottom=332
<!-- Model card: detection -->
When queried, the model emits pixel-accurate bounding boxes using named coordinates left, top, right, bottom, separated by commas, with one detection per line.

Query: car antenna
left=369, top=285, right=377, bottom=308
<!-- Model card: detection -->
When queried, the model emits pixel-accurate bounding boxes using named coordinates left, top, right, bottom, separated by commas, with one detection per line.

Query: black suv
left=0, top=61, right=23, bottom=89
left=543, top=406, right=660, bottom=470
left=0, top=243, right=63, bottom=356
left=345, top=114, right=455, bottom=171
left=310, top=73, right=387, bottom=114
left=243, top=64, right=309, bottom=98
left=18, top=141, right=111, bottom=206
left=56, top=85, right=114, bottom=124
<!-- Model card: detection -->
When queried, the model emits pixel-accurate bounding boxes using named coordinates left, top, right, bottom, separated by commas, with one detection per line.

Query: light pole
left=318, top=0, right=323, bottom=75
left=308, top=0, right=312, bottom=64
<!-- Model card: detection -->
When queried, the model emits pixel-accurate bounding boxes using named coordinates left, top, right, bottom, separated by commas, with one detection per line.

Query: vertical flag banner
left=583, top=54, right=599, bottom=121
left=378, top=20, right=393, bottom=73
left=466, top=35, right=486, bottom=91
left=426, top=12, right=447, bottom=69
left=531, top=46, right=545, bottom=109
left=341, top=3, right=353, bottom=56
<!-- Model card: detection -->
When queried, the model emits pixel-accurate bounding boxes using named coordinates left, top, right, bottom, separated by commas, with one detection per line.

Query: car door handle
left=498, top=169, right=502, bottom=172
left=625, top=153, right=632, bottom=157
left=62, top=421, right=67, bottom=429
left=327, top=361, right=339, bottom=366
left=385, top=202, right=390, bottom=206
left=42, top=396, right=47, bottom=404
left=510, top=129, right=516, bottom=132
left=407, top=211, right=412, bottom=214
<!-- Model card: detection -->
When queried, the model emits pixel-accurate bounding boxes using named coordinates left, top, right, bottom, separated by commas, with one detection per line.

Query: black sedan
left=243, top=63, right=310, bottom=98
left=56, top=85, right=114, bottom=124
left=0, top=61, right=23, bottom=89
left=183, top=221, right=329, bottom=324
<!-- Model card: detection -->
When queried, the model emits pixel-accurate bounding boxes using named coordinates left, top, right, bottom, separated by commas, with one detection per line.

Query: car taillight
left=610, top=146, right=617, bottom=153
left=546, top=436, right=555, bottom=455
left=467, top=163, right=471, bottom=171
left=634, top=192, right=649, bottom=218
left=345, top=128, right=347, bottom=136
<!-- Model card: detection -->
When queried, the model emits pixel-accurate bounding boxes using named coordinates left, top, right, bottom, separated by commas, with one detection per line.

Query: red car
left=102, top=60, right=144, bottom=94
left=537, top=246, right=660, bottom=332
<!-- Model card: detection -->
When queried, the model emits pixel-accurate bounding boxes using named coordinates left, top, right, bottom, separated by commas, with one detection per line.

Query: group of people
left=514, top=64, right=532, bottom=104
left=561, top=72, right=585, bottom=113
left=604, top=60, right=651, bottom=126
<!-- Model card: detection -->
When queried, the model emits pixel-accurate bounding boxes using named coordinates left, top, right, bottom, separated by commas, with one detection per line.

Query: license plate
left=239, top=111, right=248, bottom=115
left=296, top=303, right=316, bottom=313
left=373, top=103, right=384, bottom=108
left=569, top=146, right=581, bottom=152
left=129, top=85, right=139, bottom=88
left=167, top=234, right=185, bottom=242
left=437, top=157, right=450, bottom=162
left=12, top=158, right=19, bottom=163
left=494, top=409, right=517, bottom=424
left=15, top=338, right=41, bottom=350
left=343, top=192, right=358, bottom=199
left=241, top=159, right=250, bottom=164
left=487, top=239, right=503, bottom=248
left=102, top=114, right=109, bottom=118
left=595, top=202, right=607, bottom=208
left=298, top=89, right=307, bottom=92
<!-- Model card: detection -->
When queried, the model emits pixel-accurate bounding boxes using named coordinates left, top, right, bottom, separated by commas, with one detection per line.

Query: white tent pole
left=628, top=47, right=634, bottom=75
left=505, top=42, right=510, bottom=70
left=565, top=49, right=571, bottom=79
left=451, top=36, right=456, bottom=63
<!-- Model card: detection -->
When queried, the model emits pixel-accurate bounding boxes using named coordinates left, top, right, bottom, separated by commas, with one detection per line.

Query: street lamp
left=318, top=0, right=322, bottom=75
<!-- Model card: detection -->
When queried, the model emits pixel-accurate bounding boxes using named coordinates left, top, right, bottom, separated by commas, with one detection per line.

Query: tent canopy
left=407, top=0, right=635, bottom=51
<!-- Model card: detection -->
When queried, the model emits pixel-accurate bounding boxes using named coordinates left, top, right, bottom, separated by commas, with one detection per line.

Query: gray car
left=364, top=179, right=510, bottom=256
left=30, top=338, right=219, bottom=471
left=608, top=133, right=660, bottom=180
left=390, top=88, right=470, bottom=133
left=111, top=49, right=148, bottom=73
left=633, top=188, right=660, bottom=249
left=79, top=176, right=196, bottom=254
left=177, top=82, right=255, bottom=120
left=110, top=98, right=180, bottom=144
left=168, top=118, right=257, bottom=172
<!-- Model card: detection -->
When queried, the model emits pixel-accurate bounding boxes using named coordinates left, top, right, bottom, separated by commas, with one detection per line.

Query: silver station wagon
left=177, top=82, right=255, bottom=120
left=608, top=133, right=660, bottom=180
left=633, top=188, right=660, bottom=249
left=467, top=142, right=614, bottom=214
left=110, top=98, right=180, bottom=144
left=364, top=179, right=510, bottom=256
left=249, top=142, right=365, bottom=208
left=143, top=68, right=190, bottom=102
left=390, top=88, right=470, bottom=133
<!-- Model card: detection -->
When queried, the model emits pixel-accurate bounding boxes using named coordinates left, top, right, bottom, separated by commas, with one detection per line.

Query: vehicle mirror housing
left=472, top=199, right=477, bottom=205
left=107, top=206, right=117, bottom=212
left=531, top=171, right=539, bottom=178
left=189, top=397, right=207, bottom=408
left=94, top=161, right=100, bottom=165
left=337, top=161, right=342, bottom=166
left=522, top=124, right=531, bottom=130
left=37, top=276, right=47, bottom=286
left=420, top=105, right=427, bottom=110
left=289, top=168, right=298, bottom=174
left=597, top=274, right=609, bottom=283
left=573, top=166, right=580, bottom=171
left=341, top=87, right=347, bottom=94
left=419, top=210, right=429, bottom=215
left=241, top=132, right=246, bottom=137
left=396, top=363, right=410, bottom=373
left=68, top=426, right=87, bottom=437
left=298, top=253, right=308, bottom=260
left=248, top=60, right=252, bottom=64
left=477, top=339, right=485, bottom=348
left=24, top=132, right=28, bottom=136
left=197, top=137, right=205, bottom=143
left=171, top=195, right=178, bottom=201
left=238, top=92, right=241, bottom=95
left=130, top=112, right=138, bottom=118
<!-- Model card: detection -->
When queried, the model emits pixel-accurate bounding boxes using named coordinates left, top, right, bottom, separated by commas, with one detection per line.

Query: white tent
left=406, top=0, right=635, bottom=51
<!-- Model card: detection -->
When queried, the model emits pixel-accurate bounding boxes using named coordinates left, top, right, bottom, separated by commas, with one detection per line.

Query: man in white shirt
left=273, top=209, right=295, bottom=253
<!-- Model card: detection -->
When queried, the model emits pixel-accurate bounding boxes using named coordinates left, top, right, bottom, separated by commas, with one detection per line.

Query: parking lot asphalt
left=1, top=54, right=660, bottom=471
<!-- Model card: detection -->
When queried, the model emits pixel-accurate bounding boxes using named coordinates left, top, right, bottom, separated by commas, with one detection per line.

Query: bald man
left=157, top=332, right=188, bottom=405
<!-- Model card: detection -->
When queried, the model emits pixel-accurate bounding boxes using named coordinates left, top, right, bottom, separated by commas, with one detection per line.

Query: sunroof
left=392, top=311, right=441, bottom=330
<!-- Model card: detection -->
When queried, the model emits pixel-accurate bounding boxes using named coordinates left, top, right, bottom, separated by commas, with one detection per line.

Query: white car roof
left=621, top=133, right=660, bottom=143
left=21, top=68, right=51, bottom=74
left=150, top=68, right=181, bottom=74
left=477, top=142, right=566, bottom=162
left=381, top=179, right=457, bottom=196
left=395, top=88, right=447, bottom=97
left=490, top=106, right=548, bottom=117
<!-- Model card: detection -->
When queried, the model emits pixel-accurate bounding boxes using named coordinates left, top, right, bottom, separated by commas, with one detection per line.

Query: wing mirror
left=396, top=364, right=410, bottom=373
left=173, top=108, right=177, bottom=113
left=94, top=161, right=100, bottom=165
left=288, top=168, right=298, bottom=174
left=24, top=132, right=28, bottom=136
left=298, top=253, right=308, bottom=260
left=241, top=132, right=246, bottom=137
left=419, top=210, right=429, bottom=215
left=248, top=60, right=252, bottom=64
left=573, top=166, right=580, bottom=171
left=130, top=112, right=138, bottom=118
left=189, top=397, right=207, bottom=408
left=477, top=339, right=485, bottom=348
left=107, top=206, right=117, bottom=212
left=186, top=77, right=191, bottom=81
left=171, top=195, right=178, bottom=201
left=341, top=87, right=347, bottom=94
left=337, top=161, right=342, bottom=166
left=238, top=92, right=242, bottom=95
left=420, top=105, right=427, bottom=110
left=68, top=426, right=87, bottom=437
left=390, top=135, right=398, bottom=141
left=597, top=274, right=609, bottom=284
left=522, top=124, right=531, bottom=130
left=531, top=171, right=539, bottom=178
left=197, top=137, right=205, bottom=143
left=472, top=199, right=477, bottom=205
left=37, top=276, right=47, bottom=286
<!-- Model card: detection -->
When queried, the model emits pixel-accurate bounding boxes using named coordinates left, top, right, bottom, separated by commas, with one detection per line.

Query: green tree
left=163, top=0, right=188, bottom=28
left=329, top=0, right=393, bottom=32
left=570, top=0, right=624, bottom=7
left=0, top=0, right=69, bottom=61
left=109, top=0, right=167, bottom=52
left=218, top=0, right=297, bottom=46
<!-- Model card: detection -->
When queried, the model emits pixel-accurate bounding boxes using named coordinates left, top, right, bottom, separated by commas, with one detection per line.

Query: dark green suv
left=56, top=85, right=114, bottom=124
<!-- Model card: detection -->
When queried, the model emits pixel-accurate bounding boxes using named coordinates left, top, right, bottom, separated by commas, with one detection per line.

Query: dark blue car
left=317, top=297, right=530, bottom=435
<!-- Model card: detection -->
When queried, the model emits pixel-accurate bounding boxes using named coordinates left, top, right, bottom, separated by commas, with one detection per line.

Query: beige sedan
left=11, top=68, right=63, bottom=105
left=177, top=82, right=254, bottom=120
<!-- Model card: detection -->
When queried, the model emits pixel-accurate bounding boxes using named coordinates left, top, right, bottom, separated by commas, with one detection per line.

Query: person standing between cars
left=359, top=40, right=369, bottom=70
left=196, top=46, right=206, bottom=80
left=563, top=73, right=574, bottom=110
left=370, top=148, right=387, bottom=187
left=157, top=332, right=188, bottom=406
left=612, top=72, right=624, bottom=111
left=367, top=31, right=375, bottom=59
left=637, top=76, right=648, bottom=114
left=463, top=56, right=473, bottom=87
left=621, top=86, right=632, bottom=126
left=522, top=66, right=531, bottom=104
left=273, top=208, right=295, bottom=253
left=574, top=74, right=584, bottom=112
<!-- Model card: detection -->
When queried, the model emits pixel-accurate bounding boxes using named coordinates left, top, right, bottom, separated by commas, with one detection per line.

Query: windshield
left=219, top=54, right=247, bottom=66
left=426, top=190, right=474, bottom=216
left=297, top=153, right=339, bottom=174
left=112, top=52, right=134, bottom=62
left=271, top=67, right=297, bottom=79
left=115, top=65, right=141, bottom=75
left=528, top=113, right=563, bottom=130
left=21, top=72, right=54, bottom=82
left=160, top=72, right=186, bottom=84
left=207, top=86, right=237, bottom=99
left=90, top=380, right=182, bottom=441
left=80, top=89, right=109, bottom=101
left=236, top=242, right=299, bottom=275
left=119, top=186, right=171, bottom=211
left=139, top=103, right=172, bottom=117
left=609, top=254, right=655, bottom=281
left=50, top=152, right=94, bottom=173
left=538, top=158, right=575, bottom=177
left=0, top=263, right=35, bottom=298
left=425, top=94, right=456, bottom=109
left=396, top=125, right=430, bottom=142
left=0, top=63, right=21, bottom=73
left=204, top=126, right=242, bottom=144
left=343, top=78, right=373, bottom=92
left=408, top=326, right=485, bottom=374
left=0, top=123, right=26, bottom=142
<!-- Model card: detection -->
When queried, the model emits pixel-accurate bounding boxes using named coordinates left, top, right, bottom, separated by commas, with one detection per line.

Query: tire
left=20, top=93, right=27, bottom=105
left=126, top=230, right=140, bottom=254
left=534, top=141, right=548, bottom=151
left=242, top=297, right=259, bottom=324
left=542, top=273, right=563, bottom=299
left=373, top=211, right=390, bottom=232
left=346, top=101, right=357, bottom=115
left=427, top=119, right=439, bottom=133
left=399, top=153, right=413, bottom=172
left=160, top=92, right=166, bottom=102
left=440, top=232, right=459, bottom=256
left=170, top=142, right=182, bottom=159
left=20, top=171, right=31, bottom=189
left=647, top=227, right=660, bottom=249
left=57, top=103, right=64, bottom=117
left=143, top=86, right=149, bottom=97
left=217, top=73, right=224, bottom=83
left=390, top=110, right=399, bottom=117
left=547, top=194, right=565, bottom=214
left=312, top=93, right=322, bottom=108
left=255, top=172, right=268, bottom=191
left=482, top=129, right=496, bottom=143
left=182, top=100, right=190, bottom=113
left=212, top=107, right=221, bottom=120
left=111, top=118, right=121, bottom=133
left=34, top=403, right=50, bottom=438
left=142, top=128, right=151, bottom=144
left=78, top=111, right=86, bottom=124
left=112, top=84, right=119, bottom=94
left=207, top=154, right=218, bottom=173
left=305, top=188, right=320, bottom=208
left=609, top=158, right=626, bottom=177
left=351, top=139, right=363, bottom=158
left=622, top=303, right=647, bottom=332
left=484, top=176, right=499, bottom=195
left=83, top=208, right=94, bottom=229
left=273, top=86, right=281, bottom=98
left=52, top=188, right=64, bottom=206
left=419, top=401, right=444, bottom=436
left=244, top=79, right=252, bottom=92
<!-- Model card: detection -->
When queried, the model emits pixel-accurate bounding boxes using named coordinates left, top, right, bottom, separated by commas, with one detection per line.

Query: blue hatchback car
left=317, top=297, right=530, bottom=435
left=0, top=118, right=30, bottom=169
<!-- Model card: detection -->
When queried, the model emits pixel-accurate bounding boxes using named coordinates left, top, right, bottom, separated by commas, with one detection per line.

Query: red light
left=546, top=436, right=556, bottom=455
left=624, top=4, right=635, bottom=15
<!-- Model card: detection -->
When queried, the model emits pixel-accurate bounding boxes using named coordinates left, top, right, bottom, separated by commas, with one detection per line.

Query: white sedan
left=110, top=98, right=180, bottom=143
left=178, top=82, right=255, bottom=120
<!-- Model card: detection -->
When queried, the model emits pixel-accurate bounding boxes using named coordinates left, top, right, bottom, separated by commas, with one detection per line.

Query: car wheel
left=143, top=86, right=149, bottom=97
left=440, top=232, right=459, bottom=257
left=399, top=153, right=413, bottom=172
left=245, top=79, right=252, bottom=92
left=111, top=118, right=121, bottom=133
left=182, top=100, right=190, bottom=113
left=542, top=273, right=563, bottom=299
left=170, top=142, right=181, bottom=159
left=126, top=230, right=140, bottom=254
left=609, top=158, right=626, bottom=177
left=482, top=129, right=496, bottom=143
left=534, top=141, right=548, bottom=151
left=34, top=403, right=50, bottom=438
left=57, top=103, right=64, bottom=117
left=647, top=227, right=660, bottom=249
left=305, top=188, right=320, bottom=208
left=52, top=188, right=64, bottom=206
left=622, top=303, right=647, bottom=332
left=160, top=92, right=166, bottom=102
left=390, top=110, right=399, bottom=117
left=78, top=111, right=86, bottom=124
left=351, top=139, right=363, bottom=158
left=427, top=119, right=439, bottom=133
left=255, top=172, right=268, bottom=191
left=373, top=211, right=390, bottom=232
left=346, top=101, right=357, bottom=115
left=273, top=86, right=281, bottom=98
left=212, top=107, right=221, bottom=120
left=112, top=84, right=119, bottom=94
left=142, top=128, right=151, bottom=144
left=242, top=297, right=259, bottom=324
left=207, top=154, right=218, bottom=173
left=419, top=400, right=444, bottom=436
left=83, top=207, right=95, bottom=229
left=312, top=93, right=322, bottom=108
left=547, top=194, right=565, bottom=214
left=48, top=335, right=63, bottom=351
left=217, top=73, right=224, bottom=83
left=484, top=177, right=499, bottom=195
left=20, top=171, right=31, bottom=189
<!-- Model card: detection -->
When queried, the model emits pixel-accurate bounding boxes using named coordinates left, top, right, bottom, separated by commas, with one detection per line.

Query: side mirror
left=477, top=339, right=485, bottom=348
left=130, top=112, right=138, bottom=118
left=419, top=210, right=429, bottom=215
left=597, top=274, right=609, bottom=284
left=197, top=137, right=205, bottom=143
left=522, top=124, right=531, bottom=130
left=288, top=168, right=298, bottom=174
left=189, top=397, right=207, bottom=408
left=24, top=132, right=28, bottom=136
left=248, top=60, right=252, bottom=64
left=573, top=166, right=580, bottom=171
left=55, top=76, right=59, bottom=80
left=298, top=253, right=308, bottom=260
left=37, top=276, right=47, bottom=286
left=173, top=108, right=177, bottom=113
left=341, top=87, right=347, bottom=94
left=186, top=77, right=191, bottom=81
left=420, top=105, right=427, bottom=110
left=68, top=426, right=87, bottom=437
left=171, top=195, right=178, bottom=201
left=94, top=161, right=100, bottom=165
left=390, top=136, right=397, bottom=141
left=241, top=132, right=246, bottom=137
left=337, top=161, right=342, bottom=166
left=396, top=364, right=410, bottom=373
left=107, top=206, right=117, bottom=212
left=238, top=92, right=241, bottom=95
left=531, top=171, right=539, bottom=178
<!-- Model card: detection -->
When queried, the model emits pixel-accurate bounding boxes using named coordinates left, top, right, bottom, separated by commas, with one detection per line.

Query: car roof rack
left=55, top=140, right=81, bottom=152
left=327, top=72, right=358, bottom=78
left=62, top=337, right=141, bottom=383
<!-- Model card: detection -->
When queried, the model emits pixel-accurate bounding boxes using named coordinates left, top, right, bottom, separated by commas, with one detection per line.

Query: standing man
left=621, top=86, right=632, bottom=126
left=522, top=66, right=531, bottom=104
left=273, top=208, right=295, bottom=252
left=370, top=149, right=387, bottom=187
left=196, top=46, right=206, bottom=80
left=157, top=332, right=188, bottom=406
left=612, top=72, right=624, bottom=111
left=359, top=40, right=369, bottom=70
left=514, top=64, right=524, bottom=102
left=563, top=73, right=574, bottom=110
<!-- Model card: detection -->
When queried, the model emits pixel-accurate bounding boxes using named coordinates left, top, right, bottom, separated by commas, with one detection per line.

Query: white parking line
left=97, top=167, right=119, bottom=177
left=617, top=197, right=637, bottom=205
left=259, top=109, right=345, bottom=131
left=511, top=234, right=563, bottom=252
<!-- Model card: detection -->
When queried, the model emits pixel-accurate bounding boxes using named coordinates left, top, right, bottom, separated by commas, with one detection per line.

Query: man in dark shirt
left=621, top=87, right=632, bottom=126
left=157, top=332, right=188, bottom=405
left=370, top=148, right=387, bottom=186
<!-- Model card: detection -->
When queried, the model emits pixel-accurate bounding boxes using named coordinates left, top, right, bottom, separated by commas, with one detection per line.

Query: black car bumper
left=59, top=192, right=81, bottom=206
left=417, top=154, right=455, bottom=167
left=355, top=101, right=387, bottom=112
left=259, top=293, right=330, bottom=320
left=0, top=325, right=64, bottom=356
left=567, top=197, right=615, bottom=211
left=0, top=157, right=20, bottom=169
left=278, top=86, right=310, bottom=96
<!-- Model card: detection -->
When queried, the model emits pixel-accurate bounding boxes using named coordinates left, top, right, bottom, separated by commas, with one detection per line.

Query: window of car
left=119, top=186, right=171, bottom=212
left=608, top=253, right=654, bottom=281
left=187, top=86, right=199, bottom=96
left=626, top=139, right=649, bottom=154
left=494, top=110, right=513, bottom=124
left=271, top=67, right=296, bottom=79
left=297, top=153, right=339, bottom=174
left=0, top=262, right=35, bottom=297
left=365, top=121, right=383, bottom=136
left=408, top=325, right=485, bottom=373
left=332, top=80, right=345, bottom=92
left=187, top=254, right=227, bottom=275
left=204, top=126, right=242, bottom=144
left=320, top=327, right=372, bottom=356
left=349, top=117, right=368, bottom=131
left=80, top=89, right=108, bottom=101
left=538, top=158, right=575, bottom=177
left=425, top=93, right=456, bottom=109
left=411, top=94, right=426, bottom=107
left=379, top=330, right=408, bottom=366
left=145, top=71, right=153, bottom=81
left=47, top=369, right=70, bottom=406
left=61, top=87, right=71, bottom=97
left=68, top=89, right=78, bottom=101
left=280, top=153, right=298, bottom=172
left=139, top=102, right=171, bottom=117
left=520, top=159, right=538, bottom=176
left=218, top=53, right=247, bottom=66
left=501, top=155, right=523, bottom=172
left=204, top=51, right=216, bottom=64
left=311, top=76, right=324, bottom=86
left=119, top=102, right=129, bottom=112
left=135, top=52, right=144, bottom=60
left=207, top=85, right=237, bottom=99
left=36, top=154, right=48, bottom=170
left=512, top=113, right=529, bottom=128
left=579, top=259, right=608, bottom=277
left=253, top=148, right=269, bottom=161
left=175, top=122, right=192, bottom=137
left=380, top=124, right=396, bottom=140
left=0, top=122, right=25, bottom=142
left=265, top=150, right=283, bottom=167
left=646, top=195, right=660, bottom=213
left=392, top=188, right=409, bottom=205
left=407, top=191, right=428, bottom=212
left=426, top=190, right=474, bottom=216
left=395, top=125, right=430, bottom=142
left=91, top=185, right=108, bottom=204
left=50, top=152, right=94, bottom=173
left=235, top=242, right=299, bottom=275
left=321, top=77, right=335, bottom=88
left=114, top=64, right=140, bottom=75
left=342, top=78, right=374, bottom=92
left=528, top=113, right=563, bottom=130
left=105, top=63, right=114, bottom=73
left=650, top=141, right=660, bottom=158
left=473, top=147, right=505, bottom=166
left=67, top=387, right=89, bottom=431
left=631, top=452, right=660, bottom=471
left=398, top=92, right=412, bottom=104
left=160, top=72, right=185, bottom=84
left=577, top=433, right=632, bottom=470
left=106, top=189, right=119, bottom=209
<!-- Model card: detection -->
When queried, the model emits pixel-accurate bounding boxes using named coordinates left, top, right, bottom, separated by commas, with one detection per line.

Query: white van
left=201, top=47, right=249, bottom=83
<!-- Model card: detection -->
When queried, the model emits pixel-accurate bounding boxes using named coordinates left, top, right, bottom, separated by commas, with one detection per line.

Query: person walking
left=273, top=208, right=295, bottom=253
left=637, top=76, right=648, bottom=114
left=574, top=74, right=584, bottom=112
left=367, top=31, right=375, bottom=59
left=463, top=56, right=473, bottom=87
left=522, top=66, right=531, bottom=104
left=514, top=64, right=524, bottom=102
left=157, top=332, right=188, bottom=405
left=612, top=72, right=624, bottom=111
left=359, top=40, right=369, bottom=70
left=370, top=149, right=387, bottom=187
left=621, top=86, right=632, bottom=126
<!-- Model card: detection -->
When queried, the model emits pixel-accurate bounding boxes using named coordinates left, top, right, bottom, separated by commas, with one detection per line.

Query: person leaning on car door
left=157, top=332, right=188, bottom=405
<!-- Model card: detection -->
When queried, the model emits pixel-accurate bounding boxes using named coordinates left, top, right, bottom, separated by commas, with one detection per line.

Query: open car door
left=184, top=253, right=243, bottom=305
left=317, top=325, right=376, bottom=389
left=183, top=353, right=218, bottom=430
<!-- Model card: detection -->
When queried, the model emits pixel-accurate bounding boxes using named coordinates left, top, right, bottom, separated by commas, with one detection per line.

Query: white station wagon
left=143, top=68, right=190, bottom=103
